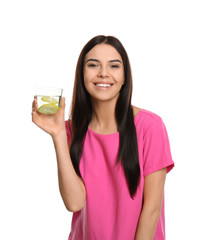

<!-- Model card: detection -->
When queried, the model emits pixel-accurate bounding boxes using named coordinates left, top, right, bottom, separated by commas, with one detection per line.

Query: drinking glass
left=35, top=87, right=63, bottom=114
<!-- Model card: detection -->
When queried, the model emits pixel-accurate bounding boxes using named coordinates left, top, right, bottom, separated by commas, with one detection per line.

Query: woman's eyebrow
left=86, top=58, right=99, bottom=63
left=86, top=59, right=122, bottom=63
left=109, top=59, right=122, bottom=63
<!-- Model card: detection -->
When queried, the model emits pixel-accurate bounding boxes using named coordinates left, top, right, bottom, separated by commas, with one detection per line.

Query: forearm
left=52, top=130, right=86, bottom=212
left=135, top=209, right=160, bottom=240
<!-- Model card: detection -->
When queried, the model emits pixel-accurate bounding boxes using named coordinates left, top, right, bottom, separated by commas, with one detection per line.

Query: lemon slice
left=38, top=104, right=59, bottom=114
left=41, top=96, right=58, bottom=104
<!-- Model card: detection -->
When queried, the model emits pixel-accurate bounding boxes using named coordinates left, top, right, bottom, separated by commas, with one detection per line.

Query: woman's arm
left=32, top=97, right=86, bottom=212
left=52, top=130, right=86, bottom=212
left=135, top=167, right=167, bottom=240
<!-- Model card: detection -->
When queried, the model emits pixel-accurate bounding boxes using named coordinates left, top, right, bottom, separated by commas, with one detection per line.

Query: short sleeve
left=143, top=116, right=174, bottom=177
left=65, top=119, right=72, bottom=145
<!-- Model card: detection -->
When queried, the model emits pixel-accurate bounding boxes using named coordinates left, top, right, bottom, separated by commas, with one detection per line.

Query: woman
left=32, top=35, right=174, bottom=240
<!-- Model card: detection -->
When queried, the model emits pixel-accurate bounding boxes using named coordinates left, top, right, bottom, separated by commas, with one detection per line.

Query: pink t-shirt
left=65, top=109, right=174, bottom=240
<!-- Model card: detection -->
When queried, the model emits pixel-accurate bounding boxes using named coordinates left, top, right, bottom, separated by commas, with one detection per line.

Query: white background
left=0, top=0, right=201, bottom=239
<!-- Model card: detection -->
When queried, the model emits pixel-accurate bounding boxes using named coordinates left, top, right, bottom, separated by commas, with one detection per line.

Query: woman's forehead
left=85, top=44, right=122, bottom=62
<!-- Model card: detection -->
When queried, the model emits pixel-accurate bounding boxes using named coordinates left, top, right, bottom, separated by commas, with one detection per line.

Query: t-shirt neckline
left=87, top=109, right=144, bottom=136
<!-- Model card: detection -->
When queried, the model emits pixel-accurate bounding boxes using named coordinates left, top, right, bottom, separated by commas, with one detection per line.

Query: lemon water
left=37, top=95, right=61, bottom=114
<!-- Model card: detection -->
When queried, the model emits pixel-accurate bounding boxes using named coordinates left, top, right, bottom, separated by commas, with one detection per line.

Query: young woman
left=32, top=35, right=174, bottom=240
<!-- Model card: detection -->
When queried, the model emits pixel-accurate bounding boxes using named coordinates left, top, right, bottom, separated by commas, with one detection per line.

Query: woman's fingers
left=60, top=97, right=65, bottom=109
left=57, top=97, right=65, bottom=115
left=32, top=97, right=39, bottom=122
left=32, top=97, right=38, bottom=110
left=34, top=96, right=38, bottom=108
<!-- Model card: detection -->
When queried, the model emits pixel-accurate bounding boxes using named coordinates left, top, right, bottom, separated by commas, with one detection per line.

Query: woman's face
left=83, top=43, right=125, bottom=103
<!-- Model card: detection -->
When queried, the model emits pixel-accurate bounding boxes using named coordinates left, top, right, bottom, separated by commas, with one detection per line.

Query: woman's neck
left=89, top=99, right=118, bottom=132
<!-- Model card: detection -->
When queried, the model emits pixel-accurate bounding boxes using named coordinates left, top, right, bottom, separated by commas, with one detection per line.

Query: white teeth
left=95, top=83, right=112, bottom=87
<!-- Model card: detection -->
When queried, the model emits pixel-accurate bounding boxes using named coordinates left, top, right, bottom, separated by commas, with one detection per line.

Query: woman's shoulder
left=132, top=105, right=142, bottom=117
left=132, top=105, right=164, bottom=132
left=132, top=105, right=162, bottom=120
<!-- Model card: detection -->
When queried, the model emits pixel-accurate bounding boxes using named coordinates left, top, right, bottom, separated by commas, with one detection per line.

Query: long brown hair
left=68, top=35, right=140, bottom=199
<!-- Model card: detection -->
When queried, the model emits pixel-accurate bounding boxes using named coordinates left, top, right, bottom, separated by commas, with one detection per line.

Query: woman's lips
left=94, top=83, right=113, bottom=90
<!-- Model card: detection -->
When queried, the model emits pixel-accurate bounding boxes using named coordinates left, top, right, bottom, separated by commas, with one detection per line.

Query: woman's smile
left=93, top=82, right=114, bottom=90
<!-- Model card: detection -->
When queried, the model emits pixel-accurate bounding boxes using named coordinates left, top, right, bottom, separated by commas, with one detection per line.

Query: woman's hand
left=32, top=96, right=66, bottom=138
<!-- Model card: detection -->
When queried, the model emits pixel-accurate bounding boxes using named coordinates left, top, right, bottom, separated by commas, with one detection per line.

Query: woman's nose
left=97, top=67, right=109, bottom=78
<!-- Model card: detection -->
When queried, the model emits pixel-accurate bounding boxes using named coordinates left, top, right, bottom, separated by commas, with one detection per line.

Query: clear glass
left=35, top=87, right=63, bottom=114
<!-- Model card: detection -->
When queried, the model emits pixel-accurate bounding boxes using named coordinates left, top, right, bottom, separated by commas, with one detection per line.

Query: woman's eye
left=88, top=63, right=98, bottom=68
left=110, top=64, right=120, bottom=69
